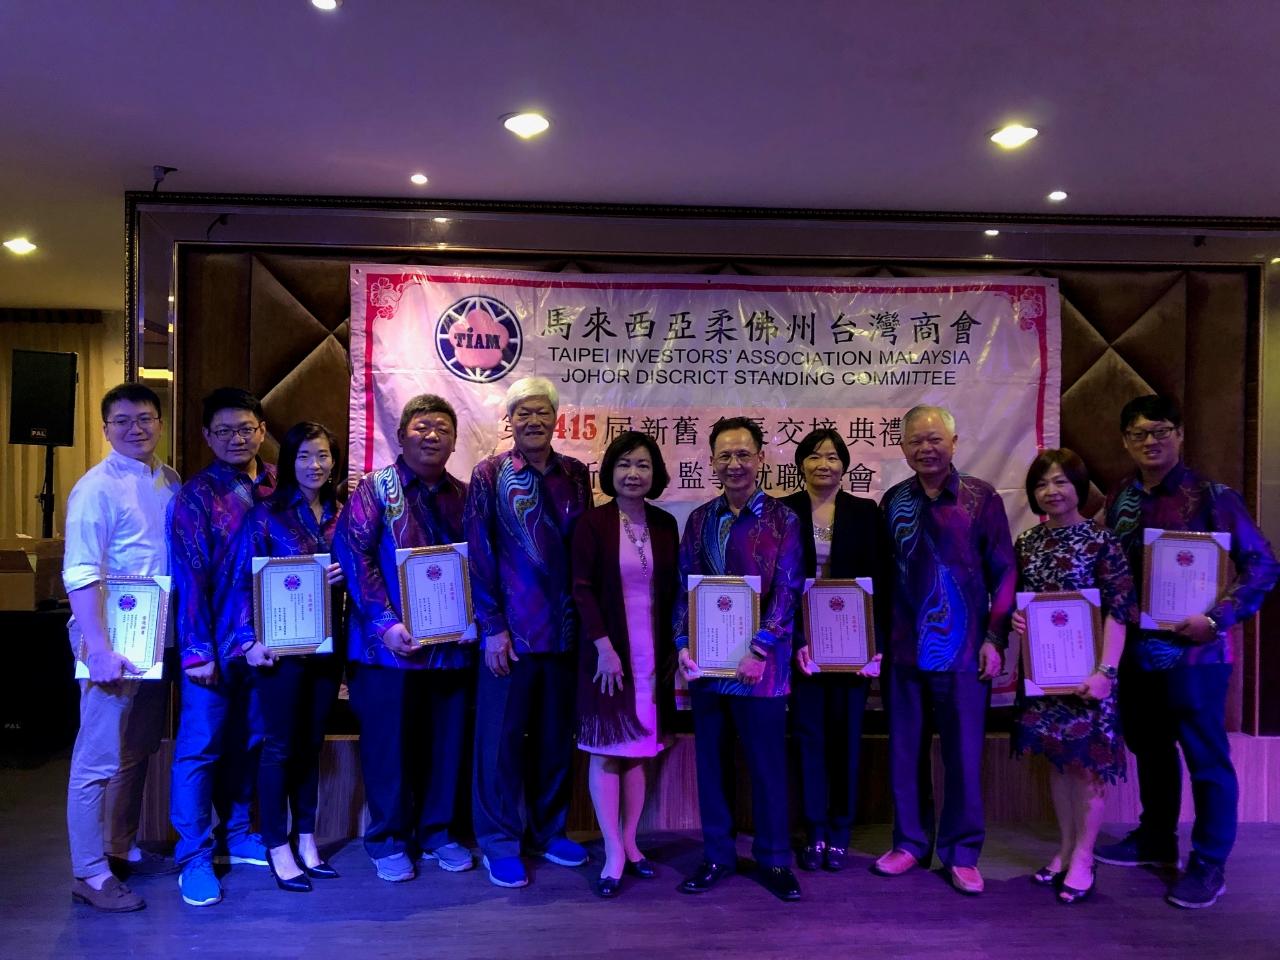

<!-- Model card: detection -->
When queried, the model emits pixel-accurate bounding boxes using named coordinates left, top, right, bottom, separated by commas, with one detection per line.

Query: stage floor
left=3, top=756, right=1278, bottom=960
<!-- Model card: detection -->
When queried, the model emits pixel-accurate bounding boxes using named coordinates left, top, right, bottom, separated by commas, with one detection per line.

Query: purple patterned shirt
left=1105, top=462, right=1279, bottom=669
left=334, top=456, right=471, bottom=670
left=881, top=467, right=1017, bottom=672
left=225, top=491, right=339, bottom=662
left=464, top=448, right=591, bottom=656
left=170, top=457, right=277, bottom=669
left=672, top=488, right=805, bottom=698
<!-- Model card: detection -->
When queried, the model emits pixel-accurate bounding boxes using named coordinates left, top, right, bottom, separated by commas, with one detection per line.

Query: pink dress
left=580, top=514, right=662, bottom=758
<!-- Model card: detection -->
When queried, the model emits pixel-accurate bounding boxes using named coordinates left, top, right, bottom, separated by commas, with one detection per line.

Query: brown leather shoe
left=71, top=876, right=145, bottom=912
left=949, top=864, right=984, bottom=895
left=872, top=849, right=918, bottom=876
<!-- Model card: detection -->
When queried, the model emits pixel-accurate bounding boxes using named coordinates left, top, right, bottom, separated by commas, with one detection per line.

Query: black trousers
left=349, top=662, right=474, bottom=859
left=790, top=672, right=869, bottom=849
left=254, top=654, right=342, bottom=848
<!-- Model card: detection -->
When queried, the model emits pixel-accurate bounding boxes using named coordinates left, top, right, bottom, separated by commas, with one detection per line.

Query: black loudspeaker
left=8, top=349, right=78, bottom=447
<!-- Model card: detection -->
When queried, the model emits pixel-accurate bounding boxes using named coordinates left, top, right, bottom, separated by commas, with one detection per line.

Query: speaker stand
left=36, top=444, right=54, bottom=539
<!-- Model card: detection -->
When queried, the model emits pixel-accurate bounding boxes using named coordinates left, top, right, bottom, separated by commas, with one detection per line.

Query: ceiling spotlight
left=503, top=112, right=550, bottom=139
left=410, top=173, right=429, bottom=185
left=1047, top=190, right=1068, bottom=202
left=1271, top=257, right=1280, bottom=264
left=983, top=229, right=1000, bottom=237
left=3, top=237, right=36, bottom=255
left=990, top=124, right=1038, bottom=149
left=982, top=254, right=995, bottom=260
left=432, top=217, right=450, bottom=224
left=311, top=0, right=340, bottom=11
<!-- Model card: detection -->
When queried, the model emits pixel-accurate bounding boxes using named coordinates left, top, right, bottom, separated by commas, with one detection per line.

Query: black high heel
left=595, top=874, right=622, bottom=898
left=1057, top=866, right=1096, bottom=904
left=1031, top=866, right=1066, bottom=887
left=624, top=858, right=656, bottom=879
left=302, top=860, right=340, bottom=880
left=269, top=856, right=313, bottom=893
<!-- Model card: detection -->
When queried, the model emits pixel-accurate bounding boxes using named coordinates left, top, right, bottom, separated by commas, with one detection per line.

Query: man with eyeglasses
left=168, top=388, right=276, bottom=906
left=873, top=404, right=1015, bottom=896
left=672, top=416, right=806, bottom=902
left=465, top=376, right=592, bottom=889
left=64, top=384, right=181, bottom=911
left=1098, top=395, right=1278, bottom=908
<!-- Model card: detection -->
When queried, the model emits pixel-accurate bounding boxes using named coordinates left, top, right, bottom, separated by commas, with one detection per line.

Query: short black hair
left=271, top=421, right=343, bottom=509
left=1025, top=448, right=1090, bottom=514
left=202, top=387, right=264, bottom=429
left=398, top=393, right=457, bottom=436
left=598, top=430, right=670, bottom=499
left=794, top=427, right=850, bottom=472
left=1119, top=394, right=1182, bottom=433
left=708, top=416, right=764, bottom=453
left=100, top=383, right=161, bottom=422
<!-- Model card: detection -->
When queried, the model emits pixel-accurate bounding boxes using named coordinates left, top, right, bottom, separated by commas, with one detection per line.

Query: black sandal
left=1057, top=867, right=1096, bottom=904
left=1031, top=866, right=1065, bottom=887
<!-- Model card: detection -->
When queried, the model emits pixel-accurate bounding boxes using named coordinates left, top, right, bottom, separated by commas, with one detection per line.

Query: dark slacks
left=472, top=652, right=576, bottom=861
left=1119, top=661, right=1236, bottom=865
left=171, top=658, right=264, bottom=867
left=254, top=655, right=342, bottom=848
left=349, top=662, right=473, bottom=859
left=691, top=686, right=791, bottom=868
left=886, top=662, right=988, bottom=868
left=790, top=672, right=869, bottom=850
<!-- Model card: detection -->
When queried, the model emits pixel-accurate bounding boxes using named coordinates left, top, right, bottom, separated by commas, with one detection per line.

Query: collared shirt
left=334, top=456, right=472, bottom=670
left=225, top=491, right=340, bottom=662
left=1106, top=461, right=1279, bottom=669
left=464, top=448, right=591, bottom=655
left=62, top=450, right=182, bottom=609
left=169, top=457, right=277, bottom=668
left=672, top=488, right=805, bottom=698
left=881, top=466, right=1016, bottom=672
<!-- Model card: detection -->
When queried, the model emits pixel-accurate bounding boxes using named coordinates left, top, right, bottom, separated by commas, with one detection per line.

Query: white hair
left=504, top=376, right=559, bottom=417
left=902, top=404, right=957, bottom=436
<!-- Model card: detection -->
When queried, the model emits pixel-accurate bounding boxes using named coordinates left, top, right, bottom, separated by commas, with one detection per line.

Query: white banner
left=349, top=265, right=1059, bottom=532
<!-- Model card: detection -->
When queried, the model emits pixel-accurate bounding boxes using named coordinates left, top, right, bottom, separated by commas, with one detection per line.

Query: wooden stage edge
left=138, top=733, right=1280, bottom=845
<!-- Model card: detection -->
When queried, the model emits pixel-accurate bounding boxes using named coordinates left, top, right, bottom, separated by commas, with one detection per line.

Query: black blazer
left=779, top=488, right=892, bottom=645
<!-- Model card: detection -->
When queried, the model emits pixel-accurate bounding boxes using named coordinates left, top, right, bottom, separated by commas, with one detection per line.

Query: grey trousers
left=66, top=678, right=166, bottom=878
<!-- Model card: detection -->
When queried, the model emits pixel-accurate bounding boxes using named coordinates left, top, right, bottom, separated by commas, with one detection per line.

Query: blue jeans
left=170, top=658, right=263, bottom=867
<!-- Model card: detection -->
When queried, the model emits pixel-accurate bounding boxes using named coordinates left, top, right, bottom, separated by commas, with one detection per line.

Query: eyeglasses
left=1124, top=426, right=1176, bottom=443
left=105, top=415, right=160, bottom=429
left=209, top=423, right=262, bottom=441
left=713, top=451, right=759, bottom=466
left=511, top=408, right=555, bottom=425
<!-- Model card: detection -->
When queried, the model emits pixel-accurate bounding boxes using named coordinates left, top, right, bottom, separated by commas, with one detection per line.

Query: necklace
left=813, top=523, right=834, bottom=542
left=621, top=512, right=650, bottom=575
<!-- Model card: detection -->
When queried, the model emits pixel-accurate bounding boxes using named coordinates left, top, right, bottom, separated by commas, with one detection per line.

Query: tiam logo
left=435, top=295, right=523, bottom=383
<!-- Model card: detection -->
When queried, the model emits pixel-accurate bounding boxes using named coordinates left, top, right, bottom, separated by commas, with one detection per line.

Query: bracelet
left=1096, top=663, right=1118, bottom=680
left=1205, top=614, right=1221, bottom=634
left=748, top=645, right=768, bottom=661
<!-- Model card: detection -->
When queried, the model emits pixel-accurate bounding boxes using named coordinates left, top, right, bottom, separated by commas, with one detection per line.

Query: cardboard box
left=0, top=550, right=36, bottom=611
left=0, top=537, right=65, bottom=606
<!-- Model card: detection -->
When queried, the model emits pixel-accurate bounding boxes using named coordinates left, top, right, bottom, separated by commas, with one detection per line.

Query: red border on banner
left=359, top=273, right=1054, bottom=473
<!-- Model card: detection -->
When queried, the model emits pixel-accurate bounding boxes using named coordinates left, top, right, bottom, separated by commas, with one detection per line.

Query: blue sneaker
left=216, top=833, right=268, bottom=867
left=420, top=842, right=475, bottom=873
left=482, top=855, right=528, bottom=888
left=372, top=852, right=415, bottom=883
left=178, top=860, right=222, bottom=907
left=539, top=838, right=588, bottom=867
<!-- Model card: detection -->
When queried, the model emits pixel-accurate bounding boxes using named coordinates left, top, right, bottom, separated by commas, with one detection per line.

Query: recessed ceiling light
left=3, top=237, right=36, bottom=255
left=436, top=242, right=449, bottom=249
left=503, top=112, right=550, bottom=139
left=311, top=0, right=340, bottom=11
left=984, top=229, right=1000, bottom=237
left=1047, top=190, right=1068, bottom=202
left=990, top=124, right=1038, bottom=149
left=410, top=173, right=429, bottom=186
left=432, top=217, right=450, bottom=224
left=982, top=254, right=995, bottom=260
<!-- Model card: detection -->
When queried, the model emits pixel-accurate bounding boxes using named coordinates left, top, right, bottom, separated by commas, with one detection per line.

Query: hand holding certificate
left=252, top=553, right=333, bottom=656
left=1140, top=529, right=1230, bottom=631
left=74, top=575, right=171, bottom=681
left=396, top=543, right=476, bottom=646
left=1016, top=589, right=1102, bottom=696
left=687, top=575, right=761, bottom=678
left=801, top=578, right=876, bottom=673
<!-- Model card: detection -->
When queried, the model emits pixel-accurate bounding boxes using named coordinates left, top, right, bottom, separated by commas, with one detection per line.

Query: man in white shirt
left=64, top=383, right=181, bottom=912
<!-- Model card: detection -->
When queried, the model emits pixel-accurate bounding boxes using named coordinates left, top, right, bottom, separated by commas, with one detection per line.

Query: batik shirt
left=881, top=467, right=1016, bottom=672
left=225, top=491, right=339, bottom=662
left=464, top=448, right=591, bottom=655
left=1105, top=462, right=1279, bottom=669
left=672, top=488, right=805, bottom=699
left=170, top=457, right=277, bottom=669
left=334, top=456, right=471, bottom=670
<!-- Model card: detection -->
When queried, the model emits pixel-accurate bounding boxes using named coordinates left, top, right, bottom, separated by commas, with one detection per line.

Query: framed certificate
left=1017, top=589, right=1103, bottom=696
left=252, top=553, right=333, bottom=656
left=396, top=543, right=476, bottom=646
left=802, top=577, right=876, bottom=672
left=74, top=575, right=171, bottom=681
left=687, top=575, right=761, bottom=678
left=1140, top=529, right=1230, bottom=630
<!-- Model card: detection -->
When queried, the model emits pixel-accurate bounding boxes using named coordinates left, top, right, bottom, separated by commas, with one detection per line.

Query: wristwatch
left=1096, top=663, right=1118, bottom=680
left=1205, top=614, right=1221, bottom=635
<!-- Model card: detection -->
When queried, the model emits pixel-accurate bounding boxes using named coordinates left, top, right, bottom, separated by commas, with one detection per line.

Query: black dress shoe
left=595, top=875, right=622, bottom=898
left=823, top=847, right=847, bottom=873
left=677, top=860, right=734, bottom=894
left=269, top=860, right=313, bottom=893
left=798, top=843, right=824, bottom=872
left=108, top=850, right=181, bottom=878
left=625, top=858, right=656, bottom=879
left=759, top=866, right=802, bottom=902
left=302, top=860, right=340, bottom=880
